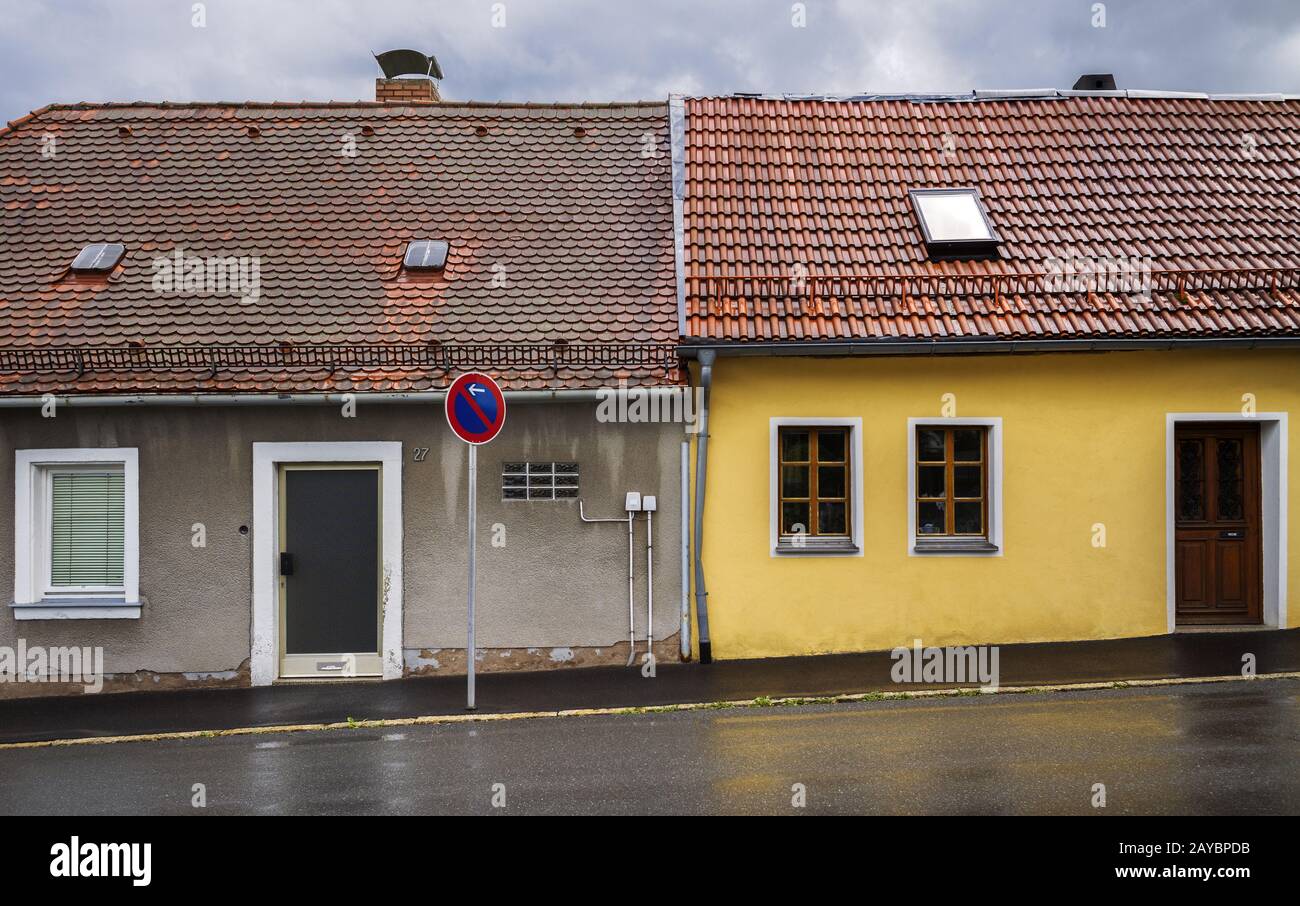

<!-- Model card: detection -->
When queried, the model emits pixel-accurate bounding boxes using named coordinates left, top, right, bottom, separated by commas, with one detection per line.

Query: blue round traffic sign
left=445, top=372, right=507, bottom=444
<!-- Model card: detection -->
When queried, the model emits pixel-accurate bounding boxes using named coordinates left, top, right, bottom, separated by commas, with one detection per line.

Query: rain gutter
left=678, top=337, right=1300, bottom=358
left=0, top=389, right=614, bottom=408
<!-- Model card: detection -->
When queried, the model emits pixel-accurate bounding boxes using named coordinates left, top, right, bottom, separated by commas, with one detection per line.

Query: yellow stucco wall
left=695, top=348, right=1300, bottom=659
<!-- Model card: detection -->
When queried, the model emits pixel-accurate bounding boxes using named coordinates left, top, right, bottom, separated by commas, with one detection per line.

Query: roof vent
left=403, top=240, right=450, bottom=272
left=1072, top=73, right=1117, bottom=91
left=70, top=243, right=125, bottom=274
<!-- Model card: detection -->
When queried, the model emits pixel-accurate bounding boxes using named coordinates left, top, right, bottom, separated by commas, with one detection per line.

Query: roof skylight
left=908, top=189, right=1000, bottom=259
left=403, top=240, right=450, bottom=272
left=70, top=242, right=125, bottom=273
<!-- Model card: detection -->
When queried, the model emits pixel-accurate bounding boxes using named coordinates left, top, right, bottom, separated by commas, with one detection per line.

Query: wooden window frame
left=778, top=426, right=851, bottom=539
left=771, top=418, right=863, bottom=557
left=915, top=426, right=988, bottom=537
left=909, top=419, right=1002, bottom=556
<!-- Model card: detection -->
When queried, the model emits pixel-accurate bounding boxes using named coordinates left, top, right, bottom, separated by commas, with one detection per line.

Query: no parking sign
left=444, top=372, right=506, bottom=445
left=444, top=372, right=506, bottom=711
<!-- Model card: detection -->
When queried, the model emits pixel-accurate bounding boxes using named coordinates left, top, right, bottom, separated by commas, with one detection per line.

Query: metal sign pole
left=446, top=371, right=503, bottom=711
left=467, top=442, right=477, bottom=710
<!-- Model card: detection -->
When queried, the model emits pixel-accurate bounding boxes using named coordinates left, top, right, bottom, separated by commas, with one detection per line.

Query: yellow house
left=673, top=92, right=1300, bottom=662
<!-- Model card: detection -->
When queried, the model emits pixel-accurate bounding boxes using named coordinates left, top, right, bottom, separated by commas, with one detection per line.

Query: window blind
left=50, top=471, right=125, bottom=587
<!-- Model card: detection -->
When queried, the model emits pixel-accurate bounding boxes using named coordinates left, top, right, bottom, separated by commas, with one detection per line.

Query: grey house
left=0, top=79, right=688, bottom=696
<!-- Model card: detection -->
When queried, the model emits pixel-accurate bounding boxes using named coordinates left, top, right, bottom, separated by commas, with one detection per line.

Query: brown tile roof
left=683, top=94, right=1300, bottom=344
left=0, top=100, right=678, bottom=393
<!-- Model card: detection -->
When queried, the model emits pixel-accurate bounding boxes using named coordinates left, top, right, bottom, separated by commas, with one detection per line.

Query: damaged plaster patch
left=382, top=564, right=402, bottom=678
left=404, top=649, right=441, bottom=671
left=398, top=637, right=682, bottom=677
left=1, top=660, right=252, bottom=700
left=183, top=670, right=240, bottom=682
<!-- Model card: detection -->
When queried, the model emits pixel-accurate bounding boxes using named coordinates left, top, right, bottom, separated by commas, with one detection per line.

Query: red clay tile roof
left=683, top=95, right=1300, bottom=343
left=0, top=100, right=678, bottom=393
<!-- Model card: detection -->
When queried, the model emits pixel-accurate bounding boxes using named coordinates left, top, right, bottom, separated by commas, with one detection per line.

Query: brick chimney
left=375, top=77, right=440, bottom=103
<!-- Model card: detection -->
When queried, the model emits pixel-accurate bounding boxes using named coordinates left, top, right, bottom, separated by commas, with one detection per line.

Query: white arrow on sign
left=469, top=384, right=485, bottom=395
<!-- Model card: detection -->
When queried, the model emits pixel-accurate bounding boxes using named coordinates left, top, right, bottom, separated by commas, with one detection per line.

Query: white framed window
left=907, top=418, right=1002, bottom=556
left=13, top=448, right=140, bottom=619
left=770, top=417, right=863, bottom=557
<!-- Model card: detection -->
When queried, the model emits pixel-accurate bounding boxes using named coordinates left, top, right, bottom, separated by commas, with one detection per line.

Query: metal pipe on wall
left=643, top=496, right=656, bottom=666
left=625, top=510, right=636, bottom=666
left=578, top=498, right=637, bottom=666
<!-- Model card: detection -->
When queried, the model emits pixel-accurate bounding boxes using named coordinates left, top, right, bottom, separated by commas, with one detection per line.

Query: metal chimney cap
left=374, top=49, right=443, bottom=80
left=1072, top=73, right=1117, bottom=91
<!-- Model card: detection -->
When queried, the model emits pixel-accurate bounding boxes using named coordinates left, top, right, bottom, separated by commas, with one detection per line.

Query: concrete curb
left=2, top=670, right=1296, bottom=752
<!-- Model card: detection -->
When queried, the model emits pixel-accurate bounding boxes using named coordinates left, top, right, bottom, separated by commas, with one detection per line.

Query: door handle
left=1218, top=531, right=1245, bottom=540
left=280, top=552, right=294, bottom=576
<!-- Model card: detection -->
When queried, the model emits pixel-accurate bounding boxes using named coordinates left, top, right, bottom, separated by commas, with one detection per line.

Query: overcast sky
left=2, top=0, right=1299, bottom=120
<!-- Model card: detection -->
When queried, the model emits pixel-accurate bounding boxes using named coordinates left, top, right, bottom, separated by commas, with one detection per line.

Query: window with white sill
left=907, top=419, right=1003, bottom=556
left=13, top=449, right=140, bottom=619
left=770, top=417, right=864, bottom=556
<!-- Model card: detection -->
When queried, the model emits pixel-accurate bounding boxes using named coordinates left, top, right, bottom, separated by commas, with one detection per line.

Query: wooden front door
left=1174, top=424, right=1262, bottom=625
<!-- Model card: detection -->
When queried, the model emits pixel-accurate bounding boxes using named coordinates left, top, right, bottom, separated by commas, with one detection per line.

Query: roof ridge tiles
left=38, top=99, right=667, bottom=112
left=684, top=91, right=1300, bottom=104
left=0, top=100, right=671, bottom=140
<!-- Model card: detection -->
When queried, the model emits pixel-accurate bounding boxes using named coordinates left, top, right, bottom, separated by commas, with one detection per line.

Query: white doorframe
left=252, top=442, right=403, bottom=685
left=1165, top=413, right=1287, bottom=632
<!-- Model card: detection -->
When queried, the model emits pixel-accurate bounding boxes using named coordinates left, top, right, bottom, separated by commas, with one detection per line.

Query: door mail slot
left=1219, top=530, right=1245, bottom=540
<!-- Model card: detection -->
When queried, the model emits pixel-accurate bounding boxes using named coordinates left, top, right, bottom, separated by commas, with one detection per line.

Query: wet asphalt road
left=1, top=679, right=1297, bottom=815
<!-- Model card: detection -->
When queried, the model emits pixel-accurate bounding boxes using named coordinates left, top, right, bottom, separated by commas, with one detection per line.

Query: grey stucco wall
left=0, top=401, right=686, bottom=676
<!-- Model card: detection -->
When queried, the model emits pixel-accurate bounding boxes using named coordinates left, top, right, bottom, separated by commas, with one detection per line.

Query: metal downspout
left=692, top=349, right=715, bottom=663
left=679, top=439, right=691, bottom=659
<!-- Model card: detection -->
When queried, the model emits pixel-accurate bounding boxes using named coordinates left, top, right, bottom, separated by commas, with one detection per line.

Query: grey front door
left=278, top=465, right=382, bottom=677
